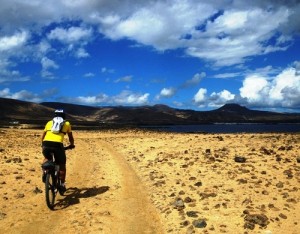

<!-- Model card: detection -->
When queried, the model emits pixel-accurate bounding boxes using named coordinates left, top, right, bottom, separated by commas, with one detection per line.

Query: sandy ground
left=0, top=128, right=299, bottom=234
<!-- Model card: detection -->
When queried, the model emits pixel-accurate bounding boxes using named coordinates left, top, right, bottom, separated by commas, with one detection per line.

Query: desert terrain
left=0, top=128, right=299, bottom=234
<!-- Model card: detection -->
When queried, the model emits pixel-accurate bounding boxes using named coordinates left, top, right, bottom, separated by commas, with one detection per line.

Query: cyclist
left=41, top=109, right=75, bottom=193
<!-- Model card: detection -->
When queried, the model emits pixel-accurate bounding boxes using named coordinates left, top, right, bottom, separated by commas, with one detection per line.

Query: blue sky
left=0, top=0, right=300, bottom=112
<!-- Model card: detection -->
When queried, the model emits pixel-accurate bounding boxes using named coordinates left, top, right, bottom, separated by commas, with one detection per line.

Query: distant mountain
left=0, top=98, right=299, bottom=127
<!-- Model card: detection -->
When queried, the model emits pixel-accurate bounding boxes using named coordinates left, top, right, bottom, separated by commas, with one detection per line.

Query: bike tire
left=45, top=173, right=56, bottom=210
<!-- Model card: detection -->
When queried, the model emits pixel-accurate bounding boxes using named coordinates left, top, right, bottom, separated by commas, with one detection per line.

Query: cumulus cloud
left=75, top=48, right=90, bottom=58
left=193, top=88, right=207, bottom=104
left=193, top=88, right=235, bottom=107
left=158, top=87, right=177, bottom=98
left=0, top=88, right=41, bottom=102
left=114, top=91, right=149, bottom=105
left=47, top=26, right=92, bottom=44
left=62, top=90, right=149, bottom=106
left=0, top=58, right=30, bottom=83
left=41, top=57, right=59, bottom=70
left=194, top=63, right=300, bottom=110
left=0, top=0, right=300, bottom=110
left=40, top=57, right=59, bottom=79
left=240, top=67, right=300, bottom=108
left=75, top=94, right=109, bottom=105
left=1, top=1, right=299, bottom=67
left=0, top=31, right=28, bottom=51
left=181, top=72, right=206, bottom=88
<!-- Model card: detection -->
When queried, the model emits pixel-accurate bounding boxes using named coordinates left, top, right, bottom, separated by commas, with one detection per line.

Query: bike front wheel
left=45, top=173, right=56, bottom=210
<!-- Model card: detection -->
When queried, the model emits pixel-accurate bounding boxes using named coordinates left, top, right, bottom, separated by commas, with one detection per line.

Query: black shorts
left=42, top=141, right=66, bottom=165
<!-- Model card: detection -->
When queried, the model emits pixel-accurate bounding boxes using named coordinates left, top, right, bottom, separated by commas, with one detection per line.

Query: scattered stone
left=180, top=220, right=190, bottom=227
left=276, top=182, right=284, bottom=188
left=186, top=225, right=195, bottom=234
left=16, top=193, right=25, bottom=199
left=279, top=213, right=287, bottom=219
left=234, top=156, right=246, bottom=163
left=184, top=197, right=193, bottom=203
left=283, top=170, right=293, bottom=179
left=199, top=192, right=217, bottom=200
left=205, top=149, right=211, bottom=154
left=33, top=187, right=43, bottom=194
left=217, top=136, right=224, bottom=141
left=262, top=190, right=269, bottom=195
left=244, top=221, right=255, bottom=230
left=297, top=157, right=300, bottom=163
left=186, top=211, right=199, bottom=217
left=15, top=175, right=23, bottom=180
left=244, top=213, right=269, bottom=229
left=194, top=181, right=202, bottom=187
left=173, top=198, right=185, bottom=210
left=237, top=178, right=248, bottom=184
left=276, top=156, right=282, bottom=162
left=260, top=147, right=273, bottom=155
left=278, top=146, right=286, bottom=150
left=192, top=219, right=207, bottom=228
left=0, top=212, right=7, bottom=220
left=179, top=190, right=185, bottom=195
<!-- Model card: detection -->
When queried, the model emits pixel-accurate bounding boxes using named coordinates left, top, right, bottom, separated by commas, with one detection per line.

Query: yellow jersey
left=43, top=120, right=72, bottom=143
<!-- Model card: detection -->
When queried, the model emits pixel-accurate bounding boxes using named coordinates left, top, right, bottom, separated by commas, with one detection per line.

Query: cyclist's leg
left=41, top=146, right=54, bottom=182
left=53, top=146, right=67, bottom=183
left=42, top=146, right=54, bottom=163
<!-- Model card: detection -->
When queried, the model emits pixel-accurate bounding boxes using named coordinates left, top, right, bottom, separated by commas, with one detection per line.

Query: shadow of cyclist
left=54, top=185, right=109, bottom=210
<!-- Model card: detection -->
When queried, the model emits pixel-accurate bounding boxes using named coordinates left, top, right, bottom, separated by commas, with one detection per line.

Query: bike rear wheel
left=45, top=173, right=56, bottom=210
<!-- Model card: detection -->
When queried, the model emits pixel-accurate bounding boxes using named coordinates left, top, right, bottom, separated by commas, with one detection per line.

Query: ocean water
left=142, top=123, right=300, bottom=133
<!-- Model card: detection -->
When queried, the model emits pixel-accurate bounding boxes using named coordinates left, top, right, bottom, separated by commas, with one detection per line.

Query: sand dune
left=0, top=128, right=299, bottom=233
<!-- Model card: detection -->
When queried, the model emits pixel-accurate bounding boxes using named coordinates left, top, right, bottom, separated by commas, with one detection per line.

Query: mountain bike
left=42, top=145, right=74, bottom=210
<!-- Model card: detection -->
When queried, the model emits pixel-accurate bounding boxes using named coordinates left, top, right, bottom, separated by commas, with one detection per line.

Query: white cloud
left=181, top=72, right=205, bottom=88
left=159, top=87, right=176, bottom=98
left=210, top=90, right=235, bottom=105
left=193, top=88, right=235, bottom=107
left=84, top=72, right=95, bottom=78
left=113, top=91, right=149, bottom=105
left=76, top=94, right=109, bottom=105
left=115, top=75, right=133, bottom=83
left=0, top=31, right=28, bottom=51
left=0, top=88, right=10, bottom=96
left=0, top=58, right=30, bottom=83
left=99, top=0, right=215, bottom=50
left=240, top=67, right=300, bottom=108
left=240, top=75, right=269, bottom=102
left=41, top=57, right=59, bottom=70
left=70, top=90, right=149, bottom=106
left=193, top=88, right=207, bottom=103
left=101, top=67, right=115, bottom=74
left=47, top=26, right=93, bottom=44
left=76, top=48, right=89, bottom=58
left=0, top=88, right=41, bottom=102
left=1, top=1, right=299, bottom=67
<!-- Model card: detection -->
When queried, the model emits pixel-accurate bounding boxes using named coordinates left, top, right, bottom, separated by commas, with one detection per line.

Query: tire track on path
left=0, top=131, right=163, bottom=233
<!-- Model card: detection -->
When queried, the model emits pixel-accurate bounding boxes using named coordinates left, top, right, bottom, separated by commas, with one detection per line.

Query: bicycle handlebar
left=64, top=145, right=75, bottom=150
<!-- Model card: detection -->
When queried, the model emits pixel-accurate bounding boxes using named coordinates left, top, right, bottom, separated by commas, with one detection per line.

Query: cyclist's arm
left=41, top=131, right=46, bottom=142
left=67, top=132, right=74, bottom=146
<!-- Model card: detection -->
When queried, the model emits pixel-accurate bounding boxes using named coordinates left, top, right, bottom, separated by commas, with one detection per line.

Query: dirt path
left=0, top=130, right=163, bottom=234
